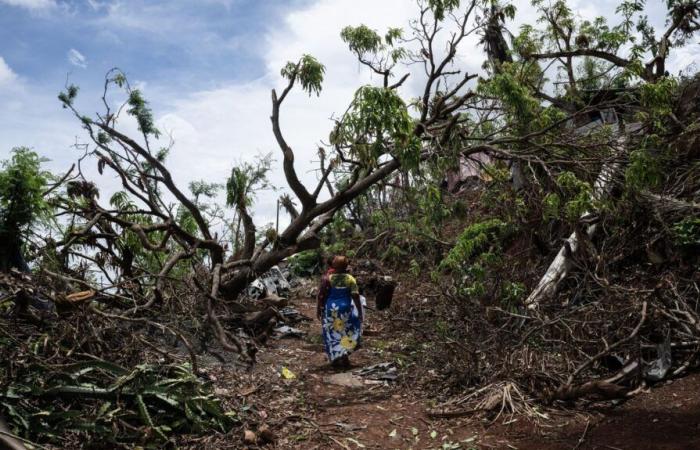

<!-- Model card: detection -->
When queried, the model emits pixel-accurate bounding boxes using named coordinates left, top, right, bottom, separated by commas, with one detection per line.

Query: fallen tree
left=50, top=0, right=509, bottom=359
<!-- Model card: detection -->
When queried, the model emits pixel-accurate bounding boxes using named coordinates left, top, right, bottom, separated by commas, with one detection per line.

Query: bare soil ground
left=206, top=287, right=700, bottom=450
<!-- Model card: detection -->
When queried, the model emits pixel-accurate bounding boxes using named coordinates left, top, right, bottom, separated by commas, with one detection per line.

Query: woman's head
left=331, top=255, right=349, bottom=272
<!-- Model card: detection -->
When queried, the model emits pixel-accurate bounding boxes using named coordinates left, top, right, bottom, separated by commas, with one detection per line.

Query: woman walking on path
left=316, top=256, right=363, bottom=368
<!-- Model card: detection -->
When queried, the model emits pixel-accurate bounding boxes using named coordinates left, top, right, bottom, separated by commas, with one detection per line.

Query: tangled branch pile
left=0, top=271, right=238, bottom=448
left=384, top=75, right=700, bottom=417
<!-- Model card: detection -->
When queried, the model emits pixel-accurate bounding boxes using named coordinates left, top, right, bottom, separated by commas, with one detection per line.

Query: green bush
left=0, top=147, right=52, bottom=236
left=288, top=250, right=323, bottom=277
left=672, top=217, right=700, bottom=246
left=438, top=219, right=513, bottom=272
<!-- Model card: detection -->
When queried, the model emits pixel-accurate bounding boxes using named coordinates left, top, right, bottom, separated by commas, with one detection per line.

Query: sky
left=0, top=0, right=698, bottom=228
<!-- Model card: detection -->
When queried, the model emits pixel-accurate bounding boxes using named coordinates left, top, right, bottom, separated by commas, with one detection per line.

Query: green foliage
left=189, top=180, right=221, bottom=201
left=109, top=191, right=137, bottom=211
left=341, top=25, right=382, bottom=54
left=288, top=250, right=323, bottom=277
left=577, top=57, right=607, bottom=91
left=500, top=280, right=526, bottom=307
left=437, top=216, right=520, bottom=300
left=479, top=63, right=541, bottom=132
left=672, top=217, right=700, bottom=246
left=0, top=361, right=235, bottom=445
left=513, top=24, right=541, bottom=57
left=462, top=262, right=487, bottom=298
left=176, top=205, right=199, bottom=236
left=58, top=84, right=79, bottom=107
left=413, top=183, right=451, bottom=226
left=409, top=259, right=421, bottom=277
left=111, top=72, right=127, bottom=87
left=625, top=147, right=663, bottom=191
left=226, top=153, right=273, bottom=209
left=637, top=77, right=678, bottom=131
left=385, top=27, right=403, bottom=46
left=331, top=86, right=420, bottom=169
left=542, top=193, right=561, bottom=221
left=0, top=147, right=52, bottom=236
left=107, top=190, right=176, bottom=274
left=96, top=131, right=111, bottom=144
left=381, top=243, right=407, bottom=263
left=340, top=24, right=406, bottom=64
left=556, top=171, right=595, bottom=220
left=281, top=54, right=325, bottom=96
left=127, top=89, right=160, bottom=137
left=439, top=219, right=513, bottom=272
left=428, top=0, right=460, bottom=21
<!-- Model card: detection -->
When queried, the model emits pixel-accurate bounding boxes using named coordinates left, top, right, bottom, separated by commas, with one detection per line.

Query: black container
left=375, top=277, right=396, bottom=311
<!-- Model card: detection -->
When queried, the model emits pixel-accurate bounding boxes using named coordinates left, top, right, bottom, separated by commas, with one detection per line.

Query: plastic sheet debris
left=247, top=265, right=290, bottom=299
left=278, top=306, right=311, bottom=324
left=334, top=422, right=366, bottom=432
left=30, top=294, right=56, bottom=315
left=645, top=335, right=672, bottom=382
left=280, top=367, right=296, bottom=379
left=272, top=325, right=305, bottom=339
left=354, top=362, right=398, bottom=381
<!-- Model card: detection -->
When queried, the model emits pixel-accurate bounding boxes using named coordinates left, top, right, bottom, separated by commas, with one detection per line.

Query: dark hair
left=331, top=255, right=349, bottom=272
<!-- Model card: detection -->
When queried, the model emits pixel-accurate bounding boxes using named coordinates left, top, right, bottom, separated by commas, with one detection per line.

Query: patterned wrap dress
left=319, top=273, right=362, bottom=362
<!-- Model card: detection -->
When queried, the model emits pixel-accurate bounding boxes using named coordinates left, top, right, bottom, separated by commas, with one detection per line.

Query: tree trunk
left=525, top=135, right=627, bottom=308
left=0, top=415, right=27, bottom=450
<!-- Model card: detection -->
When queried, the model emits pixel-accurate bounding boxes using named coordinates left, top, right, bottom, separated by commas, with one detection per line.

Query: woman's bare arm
left=352, top=293, right=363, bottom=322
left=316, top=276, right=329, bottom=319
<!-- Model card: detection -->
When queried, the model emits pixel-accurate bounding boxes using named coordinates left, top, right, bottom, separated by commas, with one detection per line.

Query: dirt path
left=221, top=291, right=700, bottom=450
left=234, top=293, right=488, bottom=449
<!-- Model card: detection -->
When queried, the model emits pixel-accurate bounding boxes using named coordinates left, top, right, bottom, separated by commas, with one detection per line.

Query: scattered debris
left=257, top=423, right=275, bottom=444
left=243, top=429, right=256, bottom=445
left=354, top=362, right=399, bottom=381
left=278, top=306, right=311, bottom=324
left=280, top=367, right=296, bottom=380
left=272, top=325, right=305, bottom=339
left=645, top=336, right=673, bottom=382
left=247, top=265, right=291, bottom=298
left=63, top=289, right=95, bottom=304
left=334, top=422, right=367, bottom=432
left=325, top=372, right=364, bottom=388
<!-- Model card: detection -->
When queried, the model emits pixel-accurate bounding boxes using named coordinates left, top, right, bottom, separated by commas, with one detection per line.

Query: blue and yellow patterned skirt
left=322, top=287, right=362, bottom=362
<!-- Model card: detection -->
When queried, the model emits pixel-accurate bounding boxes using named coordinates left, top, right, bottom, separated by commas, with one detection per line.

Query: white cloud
left=149, top=0, right=420, bottom=225
left=669, top=44, right=700, bottom=77
left=67, top=48, right=87, bottom=68
left=86, top=0, right=106, bottom=11
left=0, top=56, right=18, bottom=87
left=99, top=1, right=194, bottom=34
left=0, top=0, right=56, bottom=11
